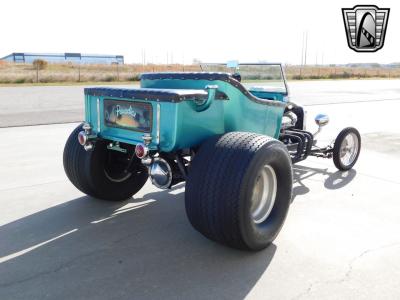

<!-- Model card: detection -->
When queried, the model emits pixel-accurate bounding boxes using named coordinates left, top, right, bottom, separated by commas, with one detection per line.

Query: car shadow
left=0, top=183, right=276, bottom=300
left=292, top=164, right=357, bottom=202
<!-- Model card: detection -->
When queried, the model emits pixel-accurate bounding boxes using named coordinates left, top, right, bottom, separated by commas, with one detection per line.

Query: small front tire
left=333, top=127, right=361, bottom=171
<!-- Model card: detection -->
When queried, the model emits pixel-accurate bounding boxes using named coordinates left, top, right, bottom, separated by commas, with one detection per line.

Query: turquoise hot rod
left=63, top=63, right=361, bottom=251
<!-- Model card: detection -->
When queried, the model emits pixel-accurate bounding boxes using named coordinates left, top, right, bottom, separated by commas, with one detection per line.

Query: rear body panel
left=84, top=87, right=225, bottom=152
left=84, top=72, right=286, bottom=152
left=141, top=74, right=286, bottom=139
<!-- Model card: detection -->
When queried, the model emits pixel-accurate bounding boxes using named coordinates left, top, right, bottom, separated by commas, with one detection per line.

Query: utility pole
left=304, top=31, right=308, bottom=66
left=141, top=49, right=146, bottom=66
left=36, top=63, right=39, bottom=83
left=301, top=32, right=305, bottom=66
left=300, top=32, right=305, bottom=77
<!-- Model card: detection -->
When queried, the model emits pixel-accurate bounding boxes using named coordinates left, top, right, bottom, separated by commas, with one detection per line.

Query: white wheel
left=250, top=165, right=277, bottom=224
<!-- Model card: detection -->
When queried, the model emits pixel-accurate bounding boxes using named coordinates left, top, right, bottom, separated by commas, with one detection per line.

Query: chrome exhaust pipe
left=149, top=158, right=173, bottom=189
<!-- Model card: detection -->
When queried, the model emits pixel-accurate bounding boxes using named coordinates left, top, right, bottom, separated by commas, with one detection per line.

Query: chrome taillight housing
left=78, top=131, right=88, bottom=146
left=135, top=143, right=149, bottom=159
left=78, top=122, right=96, bottom=151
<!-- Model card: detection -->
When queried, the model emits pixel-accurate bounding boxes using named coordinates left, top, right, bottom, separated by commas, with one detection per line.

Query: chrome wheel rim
left=104, top=169, right=132, bottom=183
left=250, top=165, right=277, bottom=224
left=339, top=133, right=359, bottom=167
left=103, top=150, right=133, bottom=183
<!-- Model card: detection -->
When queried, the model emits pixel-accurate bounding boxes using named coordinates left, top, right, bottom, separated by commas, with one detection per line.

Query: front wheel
left=333, top=127, right=361, bottom=171
left=185, top=132, right=293, bottom=251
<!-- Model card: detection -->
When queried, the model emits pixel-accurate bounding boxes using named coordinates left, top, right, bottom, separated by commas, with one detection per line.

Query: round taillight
left=135, top=143, right=148, bottom=159
left=78, top=131, right=87, bottom=146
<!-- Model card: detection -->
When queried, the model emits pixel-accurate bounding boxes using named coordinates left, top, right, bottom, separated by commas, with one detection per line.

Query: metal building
left=0, top=52, right=124, bottom=64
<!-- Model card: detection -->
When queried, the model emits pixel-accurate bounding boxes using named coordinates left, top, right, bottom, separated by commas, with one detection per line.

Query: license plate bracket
left=104, top=99, right=153, bottom=132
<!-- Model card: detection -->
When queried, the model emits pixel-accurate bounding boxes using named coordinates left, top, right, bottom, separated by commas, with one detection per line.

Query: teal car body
left=83, top=64, right=288, bottom=152
left=64, top=63, right=361, bottom=251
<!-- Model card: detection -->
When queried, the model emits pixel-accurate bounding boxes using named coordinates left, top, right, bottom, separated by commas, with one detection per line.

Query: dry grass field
left=286, top=65, right=400, bottom=80
left=0, top=62, right=201, bottom=84
left=0, top=61, right=399, bottom=85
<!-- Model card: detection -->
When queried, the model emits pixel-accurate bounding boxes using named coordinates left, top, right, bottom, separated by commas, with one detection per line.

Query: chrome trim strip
left=156, top=103, right=160, bottom=144
left=97, top=98, right=100, bottom=132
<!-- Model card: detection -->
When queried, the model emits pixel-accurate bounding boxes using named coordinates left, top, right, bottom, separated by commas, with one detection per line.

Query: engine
left=281, top=111, right=298, bottom=129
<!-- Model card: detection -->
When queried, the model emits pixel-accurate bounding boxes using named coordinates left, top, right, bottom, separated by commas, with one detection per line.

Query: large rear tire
left=185, top=132, right=293, bottom=251
left=63, top=124, right=148, bottom=201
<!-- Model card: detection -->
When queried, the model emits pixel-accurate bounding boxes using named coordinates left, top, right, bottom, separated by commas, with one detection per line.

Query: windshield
left=200, top=63, right=288, bottom=95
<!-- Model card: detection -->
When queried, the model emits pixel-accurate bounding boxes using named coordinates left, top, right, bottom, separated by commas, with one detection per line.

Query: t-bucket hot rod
left=63, top=62, right=361, bottom=251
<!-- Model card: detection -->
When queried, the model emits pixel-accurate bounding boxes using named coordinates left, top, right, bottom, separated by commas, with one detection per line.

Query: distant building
left=0, top=52, right=124, bottom=64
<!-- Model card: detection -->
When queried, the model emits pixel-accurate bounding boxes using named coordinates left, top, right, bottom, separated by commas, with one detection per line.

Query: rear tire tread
left=185, top=132, right=292, bottom=250
left=63, top=124, right=148, bottom=201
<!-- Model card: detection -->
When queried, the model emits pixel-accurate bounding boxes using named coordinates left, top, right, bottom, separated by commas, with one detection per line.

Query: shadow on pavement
left=292, top=165, right=357, bottom=201
left=0, top=184, right=276, bottom=299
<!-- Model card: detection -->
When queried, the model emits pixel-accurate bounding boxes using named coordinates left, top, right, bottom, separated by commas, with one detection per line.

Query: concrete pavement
left=1, top=79, right=400, bottom=127
left=0, top=81, right=399, bottom=299
left=0, top=112, right=399, bottom=299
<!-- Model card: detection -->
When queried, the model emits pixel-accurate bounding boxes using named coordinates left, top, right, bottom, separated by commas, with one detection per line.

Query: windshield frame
left=199, top=62, right=289, bottom=96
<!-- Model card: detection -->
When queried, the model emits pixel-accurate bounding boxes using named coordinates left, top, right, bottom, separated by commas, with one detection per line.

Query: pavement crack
left=339, top=242, right=400, bottom=284
left=291, top=282, right=314, bottom=300
left=291, top=242, right=400, bottom=299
